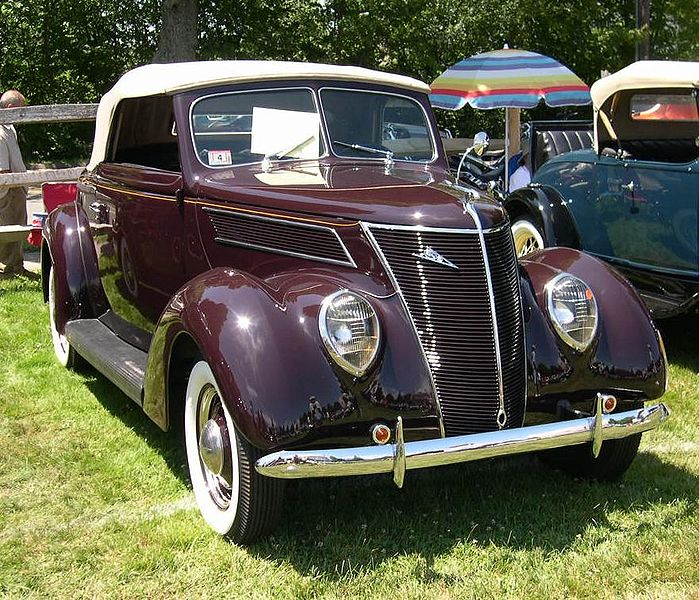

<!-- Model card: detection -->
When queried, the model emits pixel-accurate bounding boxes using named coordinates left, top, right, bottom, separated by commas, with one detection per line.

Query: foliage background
left=0, top=0, right=697, bottom=160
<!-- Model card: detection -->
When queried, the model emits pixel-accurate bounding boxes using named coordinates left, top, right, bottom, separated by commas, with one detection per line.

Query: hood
left=195, top=162, right=507, bottom=230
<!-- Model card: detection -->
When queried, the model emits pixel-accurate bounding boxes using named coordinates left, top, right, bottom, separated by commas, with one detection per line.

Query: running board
left=65, top=319, right=147, bottom=405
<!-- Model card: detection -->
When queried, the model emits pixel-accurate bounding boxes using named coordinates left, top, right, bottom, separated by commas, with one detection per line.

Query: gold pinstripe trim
left=96, top=182, right=178, bottom=203
left=94, top=182, right=360, bottom=228
left=194, top=200, right=359, bottom=228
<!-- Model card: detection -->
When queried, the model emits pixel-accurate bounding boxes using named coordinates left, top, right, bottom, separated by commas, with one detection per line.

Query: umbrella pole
left=505, top=108, right=522, bottom=193
left=505, top=108, right=509, bottom=192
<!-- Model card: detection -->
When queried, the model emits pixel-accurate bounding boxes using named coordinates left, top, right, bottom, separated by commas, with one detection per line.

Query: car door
left=80, top=95, right=188, bottom=347
left=599, top=159, right=699, bottom=275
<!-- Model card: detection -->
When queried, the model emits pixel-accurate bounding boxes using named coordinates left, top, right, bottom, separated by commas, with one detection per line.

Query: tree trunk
left=153, top=0, right=199, bottom=63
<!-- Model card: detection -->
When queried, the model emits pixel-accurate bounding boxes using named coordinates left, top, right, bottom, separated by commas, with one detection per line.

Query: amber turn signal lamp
left=603, top=395, right=617, bottom=414
left=371, top=423, right=391, bottom=445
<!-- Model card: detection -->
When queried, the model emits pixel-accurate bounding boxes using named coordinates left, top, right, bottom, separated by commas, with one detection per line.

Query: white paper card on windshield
left=250, top=107, right=320, bottom=159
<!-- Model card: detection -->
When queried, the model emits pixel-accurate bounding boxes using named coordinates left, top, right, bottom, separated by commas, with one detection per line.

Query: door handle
left=89, top=201, right=109, bottom=223
left=621, top=181, right=639, bottom=214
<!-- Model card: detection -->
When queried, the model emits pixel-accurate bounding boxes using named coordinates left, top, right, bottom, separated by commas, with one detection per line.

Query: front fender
left=505, top=185, right=581, bottom=248
left=143, top=267, right=438, bottom=450
left=520, top=248, right=666, bottom=404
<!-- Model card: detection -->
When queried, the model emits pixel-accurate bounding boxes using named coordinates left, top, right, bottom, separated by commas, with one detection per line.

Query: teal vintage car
left=506, top=61, right=698, bottom=318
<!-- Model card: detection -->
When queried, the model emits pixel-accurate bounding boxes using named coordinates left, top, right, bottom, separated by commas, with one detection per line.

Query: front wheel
left=511, top=217, right=545, bottom=257
left=540, top=433, right=642, bottom=481
left=184, top=360, right=284, bottom=543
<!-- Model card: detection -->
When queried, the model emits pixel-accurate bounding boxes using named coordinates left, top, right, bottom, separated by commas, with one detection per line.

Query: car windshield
left=321, top=88, right=435, bottom=162
left=191, top=88, right=324, bottom=167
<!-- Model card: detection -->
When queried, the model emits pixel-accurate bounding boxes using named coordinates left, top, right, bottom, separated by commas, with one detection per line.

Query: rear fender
left=143, top=267, right=436, bottom=449
left=42, top=203, right=96, bottom=331
left=505, top=185, right=581, bottom=248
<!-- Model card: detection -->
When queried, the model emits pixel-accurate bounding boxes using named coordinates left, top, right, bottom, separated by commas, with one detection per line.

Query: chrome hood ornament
left=412, top=246, right=458, bottom=269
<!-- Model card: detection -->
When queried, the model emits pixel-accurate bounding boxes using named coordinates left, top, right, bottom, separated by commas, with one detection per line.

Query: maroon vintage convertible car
left=43, top=61, right=669, bottom=543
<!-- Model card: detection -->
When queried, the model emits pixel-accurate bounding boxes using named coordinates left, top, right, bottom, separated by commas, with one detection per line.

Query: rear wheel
left=511, top=217, right=545, bottom=257
left=48, top=265, right=80, bottom=369
left=184, top=360, right=284, bottom=543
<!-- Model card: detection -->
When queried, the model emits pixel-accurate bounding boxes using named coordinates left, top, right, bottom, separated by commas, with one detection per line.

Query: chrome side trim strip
left=361, top=221, right=446, bottom=438
left=255, top=402, right=670, bottom=481
left=465, top=204, right=507, bottom=429
left=586, top=251, right=699, bottom=279
left=203, top=206, right=357, bottom=268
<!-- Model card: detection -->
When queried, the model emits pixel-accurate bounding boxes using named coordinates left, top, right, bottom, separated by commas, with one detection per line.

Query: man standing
left=0, top=90, right=28, bottom=276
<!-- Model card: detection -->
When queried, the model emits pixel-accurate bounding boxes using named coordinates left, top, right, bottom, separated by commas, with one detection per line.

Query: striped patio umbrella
left=430, top=48, right=591, bottom=111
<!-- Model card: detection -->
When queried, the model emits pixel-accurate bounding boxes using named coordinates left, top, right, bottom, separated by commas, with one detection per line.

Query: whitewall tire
left=48, top=265, right=77, bottom=368
left=184, top=360, right=284, bottom=542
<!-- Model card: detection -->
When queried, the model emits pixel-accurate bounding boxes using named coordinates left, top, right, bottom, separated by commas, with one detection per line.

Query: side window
left=631, top=92, right=699, bottom=122
left=108, top=96, right=180, bottom=171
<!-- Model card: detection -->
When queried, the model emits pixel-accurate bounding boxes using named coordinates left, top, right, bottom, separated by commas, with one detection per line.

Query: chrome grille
left=367, top=224, right=526, bottom=436
left=204, top=207, right=355, bottom=267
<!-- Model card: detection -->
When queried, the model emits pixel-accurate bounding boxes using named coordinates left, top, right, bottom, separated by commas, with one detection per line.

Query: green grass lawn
left=1, top=275, right=698, bottom=599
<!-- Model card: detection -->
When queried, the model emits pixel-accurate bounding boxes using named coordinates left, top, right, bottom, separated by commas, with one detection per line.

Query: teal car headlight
left=318, top=290, right=380, bottom=376
left=545, top=273, right=598, bottom=351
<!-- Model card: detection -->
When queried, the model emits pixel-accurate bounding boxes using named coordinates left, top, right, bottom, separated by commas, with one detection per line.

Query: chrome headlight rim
left=545, top=272, right=599, bottom=352
left=318, top=289, right=381, bottom=377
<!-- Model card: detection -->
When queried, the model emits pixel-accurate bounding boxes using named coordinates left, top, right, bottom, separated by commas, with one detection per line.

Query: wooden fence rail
left=0, top=103, right=98, bottom=125
left=1, top=104, right=96, bottom=244
left=0, top=104, right=95, bottom=189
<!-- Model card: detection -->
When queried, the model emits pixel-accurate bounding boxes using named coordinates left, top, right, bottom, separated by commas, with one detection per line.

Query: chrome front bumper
left=255, top=395, right=670, bottom=487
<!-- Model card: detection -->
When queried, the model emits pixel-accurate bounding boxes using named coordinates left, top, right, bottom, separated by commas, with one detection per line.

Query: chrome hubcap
left=197, top=385, right=233, bottom=509
left=199, top=418, right=225, bottom=477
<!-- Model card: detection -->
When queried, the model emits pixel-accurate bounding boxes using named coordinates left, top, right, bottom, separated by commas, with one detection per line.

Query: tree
left=0, top=0, right=161, bottom=160
left=153, top=0, right=199, bottom=63
left=1, top=0, right=696, bottom=159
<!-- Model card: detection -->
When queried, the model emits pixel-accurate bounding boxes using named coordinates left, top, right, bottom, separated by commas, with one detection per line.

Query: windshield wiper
left=333, top=140, right=394, bottom=162
left=262, top=135, right=316, bottom=171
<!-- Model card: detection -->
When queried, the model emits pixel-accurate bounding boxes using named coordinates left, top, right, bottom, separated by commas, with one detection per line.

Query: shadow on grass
left=77, top=358, right=698, bottom=581
left=657, top=313, right=699, bottom=372
left=249, top=451, right=698, bottom=579
left=80, top=370, right=188, bottom=485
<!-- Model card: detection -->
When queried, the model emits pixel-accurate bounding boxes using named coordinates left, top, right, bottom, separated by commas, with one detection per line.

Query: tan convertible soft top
left=591, top=61, right=699, bottom=152
left=87, top=61, right=430, bottom=169
left=591, top=61, right=699, bottom=109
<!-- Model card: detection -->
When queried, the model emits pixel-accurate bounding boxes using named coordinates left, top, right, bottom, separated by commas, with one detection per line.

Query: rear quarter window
left=631, top=92, right=699, bottom=121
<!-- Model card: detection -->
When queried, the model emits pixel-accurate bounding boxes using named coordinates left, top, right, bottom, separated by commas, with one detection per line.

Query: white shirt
left=509, top=164, right=531, bottom=193
left=0, top=124, right=27, bottom=200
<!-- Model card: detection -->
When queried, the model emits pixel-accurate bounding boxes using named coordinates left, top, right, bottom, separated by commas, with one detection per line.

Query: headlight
left=318, top=290, right=380, bottom=376
left=545, top=273, right=598, bottom=351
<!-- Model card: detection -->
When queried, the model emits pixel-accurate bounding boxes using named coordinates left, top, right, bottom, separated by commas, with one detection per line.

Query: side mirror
left=472, top=131, right=490, bottom=156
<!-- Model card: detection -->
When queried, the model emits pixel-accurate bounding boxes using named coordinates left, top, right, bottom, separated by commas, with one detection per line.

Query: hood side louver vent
left=204, top=207, right=355, bottom=267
